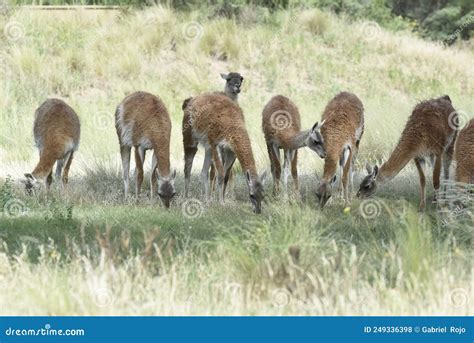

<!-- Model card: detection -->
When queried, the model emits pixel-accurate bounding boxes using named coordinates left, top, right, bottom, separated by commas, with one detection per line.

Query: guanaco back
left=115, top=91, right=176, bottom=208
left=24, top=99, right=80, bottom=193
left=183, top=93, right=266, bottom=213
left=262, top=95, right=326, bottom=194
left=316, top=92, right=365, bottom=208
left=357, top=95, right=457, bottom=211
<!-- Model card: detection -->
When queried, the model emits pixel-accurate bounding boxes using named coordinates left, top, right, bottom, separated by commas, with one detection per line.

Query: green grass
left=0, top=172, right=472, bottom=315
left=0, top=6, right=473, bottom=315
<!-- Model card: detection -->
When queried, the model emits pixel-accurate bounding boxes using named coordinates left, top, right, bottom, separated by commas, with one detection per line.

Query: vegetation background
left=0, top=1, right=472, bottom=315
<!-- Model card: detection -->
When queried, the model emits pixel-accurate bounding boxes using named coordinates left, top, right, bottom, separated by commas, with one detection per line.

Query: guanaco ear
left=372, top=165, right=379, bottom=178
left=221, top=73, right=229, bottom=81
left=312, top=120, right=325, bottom=132
left=245, top=170, right=252, bottom=186
left=366, top=164, right=373, bottom=175
left=24, top=173, right=35, bottom=182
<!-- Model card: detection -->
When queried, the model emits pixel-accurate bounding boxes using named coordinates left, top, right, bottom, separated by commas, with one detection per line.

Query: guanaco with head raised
left=315, top=92, right=365, bottom=208
left=182, top=72, right=244, bottom=196
left=24, top=99, right=80, bottom=193
left=357, top=95, right=457, bottom=211
left=262, top=95, right=326, bottom=194
left=454, top=119, right=474, bottom=184
left=115, top=91, right=176, bottom=208
left=183, top=93, right=267, bottom=213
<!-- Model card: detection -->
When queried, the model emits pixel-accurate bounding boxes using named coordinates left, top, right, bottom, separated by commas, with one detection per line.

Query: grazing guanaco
left=315, top=92, right=365, bottom=208
left=115, top=91, right=176, bottom=208
left=262, top=95, right=326, bottom=194
left=183, top=72, right=244, bottom=196
left=357, top=95, right=457, bottom=211
left=24, top=99, right=80, bottom=193
left=183, top=93, right=267, bottom=213
left=454, top=119, right=474, bottom=184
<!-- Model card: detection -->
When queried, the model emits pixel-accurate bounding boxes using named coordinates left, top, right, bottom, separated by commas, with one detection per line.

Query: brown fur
left=182, top=74, right=243, bottom=196
left=262, top=95, right=301, bottom=193
left=317, top=92, right=364, bottom=206
left=26, top=98, right=80, bottom=191
left=454, top=119, right=474, bottom=184
left=115, top=91, right=175, bottom=206
left=358, top=95, right=457, bottom=210
left=183, top=93, right=265, bottom=212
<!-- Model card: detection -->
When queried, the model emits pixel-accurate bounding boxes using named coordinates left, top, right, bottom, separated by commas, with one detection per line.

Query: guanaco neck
left=224, top=87, right=238, bottom=102
left=322, top=155, right=338, bottom=182
left=376, top=139, right=415, bottom=183
left=288, top=129, right=310, bottom=150
left=231, top=132, right=258, bottom=179
left=153, top=143, right=171, bottom=178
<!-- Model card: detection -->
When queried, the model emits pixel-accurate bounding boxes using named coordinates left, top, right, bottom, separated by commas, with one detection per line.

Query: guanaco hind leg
left=134, top=146, right=145, bottom=196
left=414, top=158, right=427, bottom=211
left=120, top=146, right=132, bottom=197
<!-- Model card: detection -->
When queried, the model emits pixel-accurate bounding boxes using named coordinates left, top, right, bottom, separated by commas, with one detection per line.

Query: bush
left=421, top=6, right=461, bottom=43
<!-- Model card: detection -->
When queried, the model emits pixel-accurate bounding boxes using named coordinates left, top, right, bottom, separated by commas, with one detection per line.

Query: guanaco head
left=357, top=165, right=379, bottom=198
left=315, top=175, right=337, bottom=208
left=221, top=72, right=244, bottom=98
left=157, top=170, right=177, bottom=208
left=245, top=170, right=267, bottom=214
left=306, top=121, right=326, bottom=159
left=23, top=173, right=39, bottom=195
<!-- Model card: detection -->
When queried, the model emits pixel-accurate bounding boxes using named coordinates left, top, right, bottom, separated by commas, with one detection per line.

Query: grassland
left=0, top=6, right=473, bottom=315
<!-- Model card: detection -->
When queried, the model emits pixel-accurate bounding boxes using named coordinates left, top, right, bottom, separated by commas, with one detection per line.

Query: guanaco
left=315, top=92, right=365, bottom=208
left=24, top=99, right=80, bottom=193
left=454, top=119, right=474, bottom=184
left=183, top=93, right=266, bottom=213
left=357, top=95, right=457, bottom=211
left=183, top=72, right=244, bottom=196
left=262, top=95, right=326, bottom=194
left=115, top=91, right=176, bottom=208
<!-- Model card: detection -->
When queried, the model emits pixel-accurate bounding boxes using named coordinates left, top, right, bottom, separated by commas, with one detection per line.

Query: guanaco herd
left=24, top=73, right=473, bottom=214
